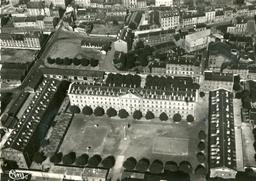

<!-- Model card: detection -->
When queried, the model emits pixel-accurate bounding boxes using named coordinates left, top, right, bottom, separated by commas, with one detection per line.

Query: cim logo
left=8, top=170, right=31, bottom=180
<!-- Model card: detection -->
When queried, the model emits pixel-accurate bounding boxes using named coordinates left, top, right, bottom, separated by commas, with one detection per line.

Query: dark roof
left=27, top=1, right=45, bottom=8
left=69, top=78, right=198, bottom=102
left=149, top=10, right=160, bottom=26
left=209, top=89, right=236, bottom=170
left=216, top=11, right=224, bottom=16
left=167, top=54, right=200, bottom=66
left=41, top=67, right=105, bottom=78
left=153, top=41, right=176, bottom=50
left=6, top=92, right=30, bottom=117
left=81, top=37, right=114, bottom=46
left=138, top=29, right=175, bottom=38
left=1, top=115, right=18, bottom=129
left=3, top=79, right=61, bottom=152
left=204, top=71, right=233, bottom=82
left=1, top=69, right=26, bottom=81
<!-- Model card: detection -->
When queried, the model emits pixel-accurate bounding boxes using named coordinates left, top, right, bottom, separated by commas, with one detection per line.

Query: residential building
left=41, top=67, right=105, bottom=81
left=76, top=8, right=97, bottom=23
left=201, top=71, right=233, bottom=92
left=155, top=0, right=173, bottom=7
left=125, top=11, right=143, bottom=30
left=215, top=11, right=225, bottom=23
left=80, top=37, right=114, bottom=49
left=75, top=0, right=91, bottom=7
left=0, top=33, right=41, bottom=50
left=150, top=62, right=166, bottom=74
left=182, top=12, right=206, bottom=27
left=136, top=29, right=175, bottom=46
left=122, top=0, right=137, bottom=8
left=68, top=79, right=198, bottom=118
left=43, top=16, right=55, bottom=30
left=26, top=1, right=51, bottom=16
left=227, top=23, right=247, bottom=35
left=114, top=28, right=134, bottom=53
left=45, top=0, right=65, bottom=7
left=137, top=0, right=146, bottom=8
left=2, top=79, right=68, bottom=168
left=166, top=54, right=201, bottom=78
left=160, top=10, right=180, bottom=29
left=12, top=16, right=45, bottom=29
left=205, top=10, right=215, bottom=23
left=209, top=89, right=243, bottom=179
left=183, top=29, right=211, bottom=52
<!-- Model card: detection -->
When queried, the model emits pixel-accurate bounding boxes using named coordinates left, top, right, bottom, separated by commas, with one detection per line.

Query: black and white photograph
left=0, top=0, right=256, bottom=180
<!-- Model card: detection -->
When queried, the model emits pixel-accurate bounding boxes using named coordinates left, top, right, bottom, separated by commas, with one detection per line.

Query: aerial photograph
left=0, top=0, right=256, bottom=180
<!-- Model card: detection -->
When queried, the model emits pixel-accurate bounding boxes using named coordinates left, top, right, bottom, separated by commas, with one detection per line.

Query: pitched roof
left=209, top=89, right=236, bottom=170
left=204, top=71, right=233, bottom=82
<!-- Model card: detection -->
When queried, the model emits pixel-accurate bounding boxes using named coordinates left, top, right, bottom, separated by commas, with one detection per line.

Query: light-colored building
left=160, top=10, right=180, bottom=29
left=201, top=71, right=234, bottom=92
left=227, top=23, right=247, bottom=35
left=205, top=10, right=215, bottom=23
left=155, top=0, right=173, bottom=7
left=75, top=0, right=91, bottom=7
left=209, top=89, right=243, bottom=179
left=166, top=55, right=201, bottom=78
left=12, top=16, right=45, bottom=29
left=0, top=33, right=41, bottom=50
left=68, top=81, right=198, bottom=118
left=184, top=29, right=211, bottom=52
left=122, top=0, right=137, bottom=7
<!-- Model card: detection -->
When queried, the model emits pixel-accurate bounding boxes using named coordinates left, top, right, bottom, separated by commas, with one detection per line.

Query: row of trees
left=70, top=105, right=195, bottom=122
left=123, top=157, right=206, bottom=175
left=34, top=151, right=116, bottom=169
left=105, top=73, right=141, bottom=88
left=47, top=57, right=99, bottom=67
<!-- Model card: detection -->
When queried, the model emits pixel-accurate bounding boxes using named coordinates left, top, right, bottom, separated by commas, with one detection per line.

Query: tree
left=123, top=157, right=137, bottom=170
left=136, top=158, right=150, bottom=172
left=197, top=141, right=206, bottom=151
left=50, top=152, right=63, bottom=164
left=236, top=0, right=244, bottom=6
left=75, top=154, right=89, bottom=166
left=47, top=57, right=55, bottom=64
left=118, top=109, right=129, bottom=119
left=135, top=40, right=145, bottom=49
left=102, top=155, right=115, bottom=168
left=179, top=161, right=192, bottom=173
left=62, top=152, right=76, bottom=165
left=82, top=106, right=93, bottom=116
left=253, top=128, right=256, bottom=135
left=199, top=92, right=205, bottom=98
left=88, top=154, right=102, bottom=167
left=90, top=58, right=99, bottom=67
left=159, top=112, right=168, bottom=121
left=186, top=115, right=194, bottom=123
left=73, top=58, right=81, bottom=66
left=164, top=161, right=178, bottom=172
left=53, top=17, right=59, bottom=28
left=173, top=113, right=182, bottom=122
left=63, top=57, right=72, bottom=65
left=33, top=151, right=46, bottom=164
left=145, top=111, right=154, bottom=120
left=55, top=58, right=64, bottom=65
left=81, top=58, right=90, bottom=66
left=198, top=130, right=206, bottom=140
left=70, top=105, right=80, bottom=114
left=149, top=160, right=163, bottom=174
left=133, top=110, right=142, bottom=120
left=94, top=106, right=105, bottom=116
left=196, top=152, right=206, bottom=163
left=195, top=165, right=206, bottom=175
left=106, top=107, right=117, bottom=117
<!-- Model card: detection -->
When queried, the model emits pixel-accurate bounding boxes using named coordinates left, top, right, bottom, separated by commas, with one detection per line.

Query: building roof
left=40, top=67, right=105, bottom=78
left=26, top=1, right=45, bottom=9
left=160, top=10, right=179, bottom=18
left=69, top=81, right=197, bottom=102
left=204, top=71, right=233, bottom=82
left=6, top=92, right=30, bottom=117
left=81, top=37, right=114, bottom=47
left=3, top=79, right=61, bottom=152
left=167, top=54, right=200, bottom=66
left=185, top=29, right=211, bottom=41
left=0, top=115, right=19, bottom=129
left=209, top=89, right=236, bottom=170
left=138, top=29, right=175, bottom=38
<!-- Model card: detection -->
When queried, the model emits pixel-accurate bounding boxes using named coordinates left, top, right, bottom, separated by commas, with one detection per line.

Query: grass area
left=58, top=114, right=207, bottom=171
left=1, top=48, right=37, bottom=63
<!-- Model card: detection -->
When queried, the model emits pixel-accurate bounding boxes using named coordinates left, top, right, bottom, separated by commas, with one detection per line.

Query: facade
left=184, top=29, right=211, bottom=52
left=160, top=10, right=180, bottom=29
left=26, top=1, right=51, bottom=16
left=12, top=16, right=45, bottom=29
left=75, top=0, right=91, bottom=7
left=166, top=55, right=201, bottom=77
left=136, top=29, right=175, bottom=46
left=201, top=71, right=233, bottom=92
left=227, top=23, right=247, bottom=35
left=208, top=89, right=239, bottom=179
left=205, top=10, right=215, bottom=23
left=68, top=81, right=198, bottom=118
left=122, top=0, right=137, bottom=7
left=155, top=0, right=173, bottom=7
left=0, top=33, right=41, bottom=50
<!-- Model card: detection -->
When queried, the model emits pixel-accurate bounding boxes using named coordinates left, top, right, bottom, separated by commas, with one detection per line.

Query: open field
left=58, top=114, right=207, bottom=170
left=44, top=30, right=117, bottom=71
left=1, top=48, right=37, bottom=63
